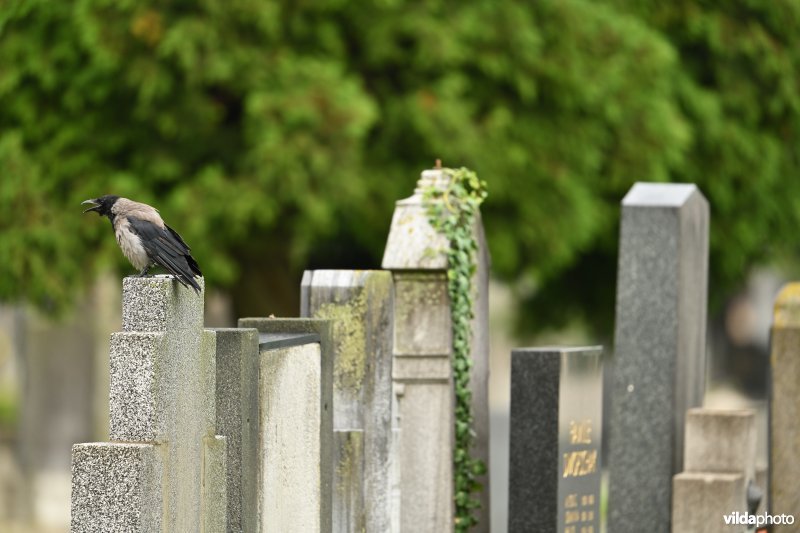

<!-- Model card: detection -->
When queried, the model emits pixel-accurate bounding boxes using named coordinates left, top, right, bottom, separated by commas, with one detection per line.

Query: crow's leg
left=138, top=265, right=151, bottom=277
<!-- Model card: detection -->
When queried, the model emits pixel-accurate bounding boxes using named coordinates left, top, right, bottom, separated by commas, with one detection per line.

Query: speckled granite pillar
left=608, top=183, right=709, bottom=533
left=769, top=284, right=800, bottom=531
left=71, top=276, right=227, bottom=533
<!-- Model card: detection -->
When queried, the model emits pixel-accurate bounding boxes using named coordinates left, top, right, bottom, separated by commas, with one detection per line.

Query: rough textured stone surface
left=202, top=435, right=228, bottom=533
left=608, top=182, right=709, bottom=533
left=239, top=318, right=333, bottom=533
left=769, top=283, right=800, bottom=530
left=381, top=169, right=450, bottom=271
left=381, top=168, right=491, bottom=532
left=302, top=270, right=393, bottom=533
left=109, top=332, right=163, bottom=441
left=212, top=328, right=260, bottom=533
left=122, top=275, right=204, bottom=332
left=260, top=342, right=326, bottom=533
left=333, top=430, right=366, bottom=533
left=508, top=347, right=603, bottom=533
left=71, top=443, right=163, bottom=533
left=684, top=409, right=756, bottom=479
left=72, top=277, right=226, bottom=533
left=672, top=473, right=746, bottom=533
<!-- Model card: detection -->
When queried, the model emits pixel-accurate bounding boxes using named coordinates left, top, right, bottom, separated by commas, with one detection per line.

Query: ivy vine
left=423, top=166, right=488, bottom=531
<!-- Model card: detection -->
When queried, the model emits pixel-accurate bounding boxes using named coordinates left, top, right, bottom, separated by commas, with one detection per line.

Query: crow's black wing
left=127, top=216, right=202, bottom=294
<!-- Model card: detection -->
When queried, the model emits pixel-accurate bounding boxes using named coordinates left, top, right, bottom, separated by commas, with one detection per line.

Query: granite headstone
left=608, top=183, right=709, bottom=532
left=508, top=347, right=603, bottom=533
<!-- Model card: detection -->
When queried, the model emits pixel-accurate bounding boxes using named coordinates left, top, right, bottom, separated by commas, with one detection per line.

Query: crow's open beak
left=81, top=199, right=100, bottom=214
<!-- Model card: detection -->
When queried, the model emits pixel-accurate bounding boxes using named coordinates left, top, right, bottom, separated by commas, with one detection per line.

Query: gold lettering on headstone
left=569, top=420, right=592, bottom=444
left=564, top=493, right=578, bottom=508
left=562, top=450, right=598, bottom=478
left=564, top=491, right=597, bottom=532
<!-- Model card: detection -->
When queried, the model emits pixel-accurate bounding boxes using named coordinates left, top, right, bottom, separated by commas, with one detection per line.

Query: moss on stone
left=314, top=291, right=367, bottom=392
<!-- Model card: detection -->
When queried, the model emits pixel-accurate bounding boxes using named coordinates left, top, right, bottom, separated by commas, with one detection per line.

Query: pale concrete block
left=609, top=183, right=710, bottom=533
left=333, top=430, right=365, bottom=532
left=202, top=435, right=228, bottom=533
left=260, top=342, right=327, bottom=533
left=122, top=275, right=204, bottom=332
left=212, top=328, right=260, bottom=533
left=769, top=284, right=800, bottom=530
left=238, top=317, right=333, bottom=533
left=684, top=409, right=756, bottom=480
left=71, top=443, right=163, bottom=533
left=672, top=472, right=746, bottom=533
left=395, top=381, right=454, bottom=531
left=393, top=273, right=451, bottom=356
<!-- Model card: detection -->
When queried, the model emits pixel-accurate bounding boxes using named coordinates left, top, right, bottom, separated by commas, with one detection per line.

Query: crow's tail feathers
left=155, top=253, right=202, bottom=295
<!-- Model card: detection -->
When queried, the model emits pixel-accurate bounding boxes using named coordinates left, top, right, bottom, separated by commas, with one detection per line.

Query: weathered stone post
left=608, top=183, right=709, bottom=532
left=212, top=328, right=260, bottom=533
left=301, top=270, right=394, bottom=532
left=672, top=409, right=757, bottom=533
left=769, top=284, right=800, bottom=530
left=71, top=276, right=226, bottom=532
left=382, top=168, right=491, bottom=531
left=238, top=317, right=333, bottom=533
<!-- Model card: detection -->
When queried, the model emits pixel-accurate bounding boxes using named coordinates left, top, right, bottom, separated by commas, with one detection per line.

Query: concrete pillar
left=382, top=168, right=490, bottom=532
left=239, top=317, right=333, bottom=533
left=769, top=284, right=800, bottom=530
left=71, top=275, right=227, bottom=532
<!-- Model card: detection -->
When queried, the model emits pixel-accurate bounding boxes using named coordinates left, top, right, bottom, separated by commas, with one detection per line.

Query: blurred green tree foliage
left=1, top=0, right=799, bottom=333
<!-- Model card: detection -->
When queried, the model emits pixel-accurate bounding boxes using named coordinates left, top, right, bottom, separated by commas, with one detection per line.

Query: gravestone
left=212, top=327, right=260, bottom=533
left=382, top=167, right=490, bottom=532
left=71, top=276, right=227, bottom=532
left=608, top=183, right=709, bottom=532
left=508, top=347, right=603, bottom=533
left=238, top=317, right=333, bottom=533
left=769, top=284, right=800, bottom=530
left=301, top=270, right=394, bottom=532
left=382, top=168, right=491, bottom=532
left=672, top=409, right=756, bottom=532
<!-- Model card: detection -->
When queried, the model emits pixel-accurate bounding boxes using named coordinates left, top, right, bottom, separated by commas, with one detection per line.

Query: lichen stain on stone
left=335, top=433, right=362, bottom=496
left=314, top=292, right=367, bottom=392
left=774, top=283, right=800, bottom=328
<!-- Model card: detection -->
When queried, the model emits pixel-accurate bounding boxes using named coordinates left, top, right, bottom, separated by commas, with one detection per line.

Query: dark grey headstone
left=608, top=182, right=709, bottom=532
left=508, top=346, right=603, bottom=533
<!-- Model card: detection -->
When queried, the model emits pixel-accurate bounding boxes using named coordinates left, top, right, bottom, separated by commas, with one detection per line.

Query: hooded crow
left=82, top=195, right=202, bottom=294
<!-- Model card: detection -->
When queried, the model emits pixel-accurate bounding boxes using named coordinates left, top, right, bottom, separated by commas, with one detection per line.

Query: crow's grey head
left=81, top=195, right=120, bottom=217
